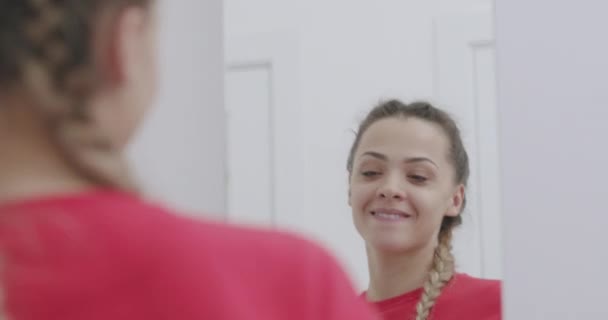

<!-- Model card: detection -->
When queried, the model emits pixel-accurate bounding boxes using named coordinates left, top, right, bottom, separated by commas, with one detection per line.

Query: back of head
left=0, top=0, right=154, bottom=192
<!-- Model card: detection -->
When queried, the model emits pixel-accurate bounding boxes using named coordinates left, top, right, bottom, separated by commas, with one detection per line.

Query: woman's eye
left=361, top=171, right=380, bottom=177
left=408, top=174, right=428, bottom=182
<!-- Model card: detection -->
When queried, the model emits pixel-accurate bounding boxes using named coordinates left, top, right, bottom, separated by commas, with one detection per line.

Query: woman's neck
left=365, top=241, right=436, bottom=302
left=0, top=104, right=93, bottom=204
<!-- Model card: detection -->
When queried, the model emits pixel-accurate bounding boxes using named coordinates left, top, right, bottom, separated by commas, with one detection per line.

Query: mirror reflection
left=224, top=1, right=502, bottom=319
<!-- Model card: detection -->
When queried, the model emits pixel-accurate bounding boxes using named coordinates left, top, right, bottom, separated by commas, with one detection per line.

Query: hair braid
left=21, top=0, right=136, bottom=191
left=414, top=230, right=456, bottom=320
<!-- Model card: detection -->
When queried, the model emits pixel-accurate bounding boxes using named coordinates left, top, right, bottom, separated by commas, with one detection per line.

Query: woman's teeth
left=373, top=211, right=406, bottom=220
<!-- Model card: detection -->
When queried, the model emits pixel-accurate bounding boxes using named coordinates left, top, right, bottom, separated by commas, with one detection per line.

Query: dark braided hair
left=0, top=0, right=153, bottom=190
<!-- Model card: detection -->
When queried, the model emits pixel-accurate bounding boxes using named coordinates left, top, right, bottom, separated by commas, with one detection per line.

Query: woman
left=0, top=1, right=379, bottom=319
left=347, top=100, right=501, bottom=320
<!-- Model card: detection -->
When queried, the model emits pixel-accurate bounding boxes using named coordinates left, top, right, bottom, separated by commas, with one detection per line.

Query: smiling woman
left=347, top=100, right=501, bottom=320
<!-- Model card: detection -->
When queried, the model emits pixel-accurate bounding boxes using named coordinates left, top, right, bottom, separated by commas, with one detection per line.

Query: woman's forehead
left=357, top=117, right=451, bottom=159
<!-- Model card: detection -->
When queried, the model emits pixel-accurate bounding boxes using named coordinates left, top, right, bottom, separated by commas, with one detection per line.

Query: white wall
left=496, top=1, right=608, bottom=319
left=225, top=0, right=496, bottom=288
left=128, top=0, right=226, bottom=217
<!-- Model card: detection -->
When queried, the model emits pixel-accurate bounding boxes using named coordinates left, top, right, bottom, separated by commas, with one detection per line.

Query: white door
left=434, top=5, right=502, bottom=279
left=224, top=33, right=300, bottom=228
left=225, top=66, right=275, bottom=226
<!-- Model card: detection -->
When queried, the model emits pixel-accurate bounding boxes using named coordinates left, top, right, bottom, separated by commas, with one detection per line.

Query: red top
left=0, top=190, right=379, bottom=320
left=367, top=273, right=501, bottom=320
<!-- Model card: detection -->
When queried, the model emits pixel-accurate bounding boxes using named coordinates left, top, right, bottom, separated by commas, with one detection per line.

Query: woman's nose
left=377, top=175, right=406, bottom=200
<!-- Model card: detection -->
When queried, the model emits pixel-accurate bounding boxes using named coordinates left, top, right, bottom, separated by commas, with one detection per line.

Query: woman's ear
left=347, top=173, right=353, bottom=207
left=94, top=6, right=149, bottom=86
left=348, top=188, right=352, bottom=207
left=446, top=184, right=465, bottom=217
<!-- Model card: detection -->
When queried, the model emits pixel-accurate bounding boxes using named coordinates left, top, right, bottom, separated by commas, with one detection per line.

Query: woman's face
left=349, top=117, right=464, bottom=253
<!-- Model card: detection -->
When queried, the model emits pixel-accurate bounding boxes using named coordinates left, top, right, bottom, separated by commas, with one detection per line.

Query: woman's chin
left=367, top=235, right=416, bottom=254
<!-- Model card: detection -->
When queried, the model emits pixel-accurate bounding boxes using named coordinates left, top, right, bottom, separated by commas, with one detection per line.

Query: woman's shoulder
left=131, top=194, right=343, bottom=281
left=444, top=273, right=501, bottom=300
left=0, top=190, right=377, bottom=320
left=426, top=274, right=503, bottom=319
left=438, top=273, right=502, bottom=316
left=0, top=189, right=331, bottom=272
left=134, top=197, right=379, bottom=320
left=452, top=273, right=501, bottom=290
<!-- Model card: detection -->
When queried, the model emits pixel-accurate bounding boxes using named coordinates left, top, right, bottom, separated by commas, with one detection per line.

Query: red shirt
left=0, top=190, right=379, bottom=320
left=367, top=274, right=501, bottom=320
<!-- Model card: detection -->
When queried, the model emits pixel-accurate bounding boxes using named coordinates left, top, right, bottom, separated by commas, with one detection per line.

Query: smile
left=370, top=209, right=412, bottom=221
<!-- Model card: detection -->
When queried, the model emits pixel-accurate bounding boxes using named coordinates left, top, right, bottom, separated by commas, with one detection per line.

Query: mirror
left=223, top=0, right=502, bottom=292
